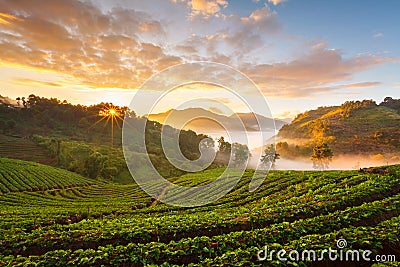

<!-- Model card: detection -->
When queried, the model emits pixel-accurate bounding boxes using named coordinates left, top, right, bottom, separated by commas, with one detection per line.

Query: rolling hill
left=278, top=98, right=400, bottom=156
left=0, top=157, right=95, bottom=193
left=0, top=157, right=399, bottom=266
left=0, top=134, right=56, bottom=166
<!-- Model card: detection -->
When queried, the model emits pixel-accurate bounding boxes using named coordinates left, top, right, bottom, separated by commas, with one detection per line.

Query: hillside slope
left=278, top=98, right=400, bottom=155
left=0, top=165, right=399, bottom=266
left=0, top=135, right=56, bottom=166
left=0, top=157, right=96, bottom=193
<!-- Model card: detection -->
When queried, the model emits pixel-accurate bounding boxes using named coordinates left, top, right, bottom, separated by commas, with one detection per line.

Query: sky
left=0, top=0, right=399, bottom=118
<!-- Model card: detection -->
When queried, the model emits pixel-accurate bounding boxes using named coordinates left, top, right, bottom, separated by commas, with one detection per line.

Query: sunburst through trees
left=92, top=105, right=123, bottom=147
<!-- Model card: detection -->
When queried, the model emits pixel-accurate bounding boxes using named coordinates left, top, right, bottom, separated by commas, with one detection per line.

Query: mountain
left=277, top=97, right=400, bottom=156
left=147, top=108, right=288, bottom=133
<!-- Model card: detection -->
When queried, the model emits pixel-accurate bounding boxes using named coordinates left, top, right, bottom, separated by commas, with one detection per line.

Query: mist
left=247, top=154, right=400, bottom=171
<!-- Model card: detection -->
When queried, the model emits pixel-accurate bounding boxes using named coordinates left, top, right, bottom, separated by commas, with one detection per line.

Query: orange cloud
left=12, top=77, right=63, bottom=88
left=0, top=12, right=22, bottom=25
left=340, top=82, right=382, bottom=88
left=241, top=43, right=396, bottom=98
left=186, top=0, right=228, bottom=18
left=0, top=0, right=396, bottom=101
left=0, top=0, right=179, bottom=89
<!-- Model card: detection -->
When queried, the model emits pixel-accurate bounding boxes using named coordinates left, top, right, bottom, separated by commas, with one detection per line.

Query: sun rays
left=87, top=105, right=124, bottom=147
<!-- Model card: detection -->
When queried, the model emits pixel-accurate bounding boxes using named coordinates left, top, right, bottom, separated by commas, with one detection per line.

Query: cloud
left=12, top=77, right=63, bottom=87
left=0, top=12, right=22, bottom=25
left=0, top=0, right=396, bottom=102
left=339, top=82, right=382, bottom=88
left=0, top=0, right=179, bottom=89
left=268, top=0, right=288, bottom=5
left=176, top=5, right=282, bottom=59
left=373, top=32, right=383, bottom=38
left=186, top=0, right=228, bottom=18
left=241, top=42, right=396, bottom=97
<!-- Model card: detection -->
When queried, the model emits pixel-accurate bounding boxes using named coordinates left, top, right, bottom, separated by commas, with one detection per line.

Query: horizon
left=1, top=0, right=399, bottom=118
left=0, top=93, right=395, bottom=120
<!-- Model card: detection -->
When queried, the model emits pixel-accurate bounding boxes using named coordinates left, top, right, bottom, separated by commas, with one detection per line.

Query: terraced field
left=0, top=135, right=56, bottom=166
left=0, top=157, right=399, bottom=266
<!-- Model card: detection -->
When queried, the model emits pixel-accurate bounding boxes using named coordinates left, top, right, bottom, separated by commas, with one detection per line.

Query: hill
left=0, top=162, right=399, bottom=266
left=278, top=98, right=400, bottom=157
left=0, top=134, right=56, bottom=166
left=147, top=108, right=287, bottom=132
left=0, top=157, right=95, bottom=193
left=0, top=95, right=217, bottom=182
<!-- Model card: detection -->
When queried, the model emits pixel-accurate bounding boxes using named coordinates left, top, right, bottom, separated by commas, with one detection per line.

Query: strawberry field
left=0, top=157, right=399, bottom=266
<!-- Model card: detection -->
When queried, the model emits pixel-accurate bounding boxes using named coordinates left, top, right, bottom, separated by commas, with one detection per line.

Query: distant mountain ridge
left=146, top=108, right=288, bottom=133
left=277, top=97, right=400, bottom=155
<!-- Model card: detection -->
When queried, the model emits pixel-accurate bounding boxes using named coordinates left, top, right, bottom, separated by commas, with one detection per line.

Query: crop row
left=2, top=188, right=398, bottom=258
left=1, top=204, right=398, bottom=266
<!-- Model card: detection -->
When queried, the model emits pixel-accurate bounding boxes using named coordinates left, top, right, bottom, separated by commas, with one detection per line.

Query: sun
left=90, top=106, right=124, bottom=147
left=109, top=108, right=117, bottom=116
left=99, top=107, right=120, bottom=117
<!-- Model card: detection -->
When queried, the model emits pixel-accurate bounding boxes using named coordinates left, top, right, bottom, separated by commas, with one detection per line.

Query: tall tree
left=217, top=136, right=231, bottom=154
left=311, top=143, right=333, bottom=170
left=261, top=144, right=280, bottom=170
left=232, top=143, right=250, bottom=168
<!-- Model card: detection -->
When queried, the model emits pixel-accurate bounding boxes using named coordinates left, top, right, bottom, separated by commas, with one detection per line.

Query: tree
left=87, top=152, right=107, bottom=178
left=232, top=143, right=250, bottom=168
left=21, top=97, right=28, bottom=108
left=261, top=144, right=280, bottom=170
left=380, top=97, right=400, bottom=110
left=311, top=143, right=333, bottom=170
left=217, top=136, right=231, bottom=154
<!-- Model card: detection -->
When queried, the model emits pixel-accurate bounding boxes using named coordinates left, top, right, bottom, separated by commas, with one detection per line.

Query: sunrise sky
left=0, top=0, right=399, bottom=118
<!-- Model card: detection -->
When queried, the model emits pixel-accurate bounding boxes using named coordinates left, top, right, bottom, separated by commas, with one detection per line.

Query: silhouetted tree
left=261, top=144, right=280, bottom=170
left=217, top=136, right=231, bottom=154
left=232, top=143, right=250, bottom=168
left=380, top=97, right=400, bottom=111
left=311, top=143, right=333, bottom=170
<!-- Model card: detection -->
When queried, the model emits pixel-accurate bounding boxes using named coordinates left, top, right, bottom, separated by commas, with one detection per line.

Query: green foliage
left=0, top=157, right=94, bottom=193
left=232, top=142, right=250, bottom=168
left=278, top=97, right=400, bottom=157
left=217, top=136, right=231, bottom=154
left=340, top=99, right=377, bottom=118
left=215, top=136, right=232, bottom=165
left=276, top=141, right=313, bottom=158
left=261, top=144, right=280, bottom=169
left=380, top=96, right=400, bottom=111
left=311, top=143, right=333, bottom=170
left=0, top=95, right=217, bottom=182
left=0, top=161, right=399, bottom=266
